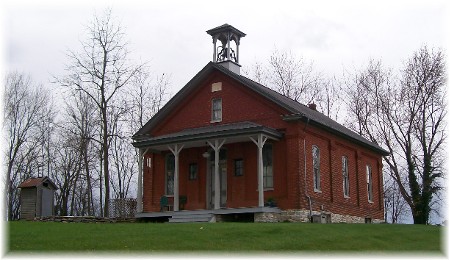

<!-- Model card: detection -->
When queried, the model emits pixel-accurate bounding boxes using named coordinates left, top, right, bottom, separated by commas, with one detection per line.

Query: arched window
left=312, top=145, right=320, bottom=192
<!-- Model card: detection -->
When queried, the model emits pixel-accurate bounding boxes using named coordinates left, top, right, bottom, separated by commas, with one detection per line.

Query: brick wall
left=141, top=72, right=384, bottom=221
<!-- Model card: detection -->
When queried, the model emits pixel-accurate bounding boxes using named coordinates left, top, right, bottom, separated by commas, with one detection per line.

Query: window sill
left=368, top=200, right=374, bottom=204
left=210, top=120, right=222, bottom=123
left=344, top=195, right=350, bottom=199
left=256, top=188, right=274, bottom=192
left=314, top=189, right=322, bottom=193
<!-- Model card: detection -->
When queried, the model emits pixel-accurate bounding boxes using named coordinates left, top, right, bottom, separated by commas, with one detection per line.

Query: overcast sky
left=2, top=0, right=448, bottom=97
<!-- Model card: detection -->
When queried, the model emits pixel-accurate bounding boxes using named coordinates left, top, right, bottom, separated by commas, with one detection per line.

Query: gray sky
left=2, top=0, right=447, bottom=96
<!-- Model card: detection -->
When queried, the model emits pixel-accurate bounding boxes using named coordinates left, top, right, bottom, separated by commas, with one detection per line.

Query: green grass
left=7, top=221, right=444, bottom=254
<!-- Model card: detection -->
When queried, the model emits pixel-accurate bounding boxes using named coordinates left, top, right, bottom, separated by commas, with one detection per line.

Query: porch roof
left=132, top=121, right=283, bottom=150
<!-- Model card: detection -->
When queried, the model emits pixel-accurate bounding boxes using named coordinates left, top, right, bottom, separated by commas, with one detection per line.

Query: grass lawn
left=6, top=221, right=444, bottom=254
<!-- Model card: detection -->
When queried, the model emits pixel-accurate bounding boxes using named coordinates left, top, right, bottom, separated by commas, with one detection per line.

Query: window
left=211, top=98, right=222, bottom=122
left=342, top=156, right=349, bottom=197
left=312, top=145, right=321, bottom=191
left=366, top=164, right=373, bottom=202
left=234, top=159, right=244, bottom=176
left=165, top=154, right=175, bottom=195
left=189, top=163, right=198, bottom=180
left=263, top=144, right=273, bottom=189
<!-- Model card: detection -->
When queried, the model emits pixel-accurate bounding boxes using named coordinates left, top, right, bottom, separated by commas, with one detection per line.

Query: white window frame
left=342, top=156, right=350, bottom=198
left=366, top=164, right=373, bottom=203
left=211, top=98, right=222, bottom=122
left=312, top=145, right=321, bottom=192
left=165, top=154, right=175, bottom=196
left=263, top=143, right=273, bottom=189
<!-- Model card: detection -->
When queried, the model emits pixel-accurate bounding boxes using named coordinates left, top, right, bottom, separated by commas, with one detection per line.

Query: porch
left=136, top=206, right=281, bottom=223
left=133, top=122, right=284, bottom=214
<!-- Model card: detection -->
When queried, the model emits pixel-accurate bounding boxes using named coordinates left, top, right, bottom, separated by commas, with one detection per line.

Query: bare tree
left=315, top=75, right=343, bottom=121
left=242, top=60, right=269, bottom=87
left=51, top=90, right=100, bottom=216
left=3, top=72, right=54, bottom=220
left=244, top=48, right=323, bottom=106
left=345, top=47, right=447, bottom=224
left=110, top=135, right=136, bottom=199
left=383, top=171, right=408, bottom=223
left=129, top=69, right=170, bottom=132
left=51, top=135, right=82, bottom=216
left=56, top=9, right=143, bottom=217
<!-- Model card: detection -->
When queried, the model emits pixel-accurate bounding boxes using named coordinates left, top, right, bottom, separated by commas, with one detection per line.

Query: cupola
left=206, top=24, right=246, bottom=74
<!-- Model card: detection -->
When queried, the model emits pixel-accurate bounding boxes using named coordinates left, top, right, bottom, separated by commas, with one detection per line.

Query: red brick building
left=132, top=24, right=388, bottom=223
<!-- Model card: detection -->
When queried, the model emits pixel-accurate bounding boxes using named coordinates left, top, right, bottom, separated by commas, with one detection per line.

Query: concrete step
left=169, top=212, right=214, bottom=223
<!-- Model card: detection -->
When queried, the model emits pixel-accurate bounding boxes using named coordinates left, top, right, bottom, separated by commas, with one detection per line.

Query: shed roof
left=18, top=177, right=58, bottom=190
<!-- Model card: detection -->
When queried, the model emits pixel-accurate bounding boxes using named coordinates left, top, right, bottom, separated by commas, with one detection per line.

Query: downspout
left=304, top=138, right=313, bottom=222
left=303, top=118, right=313, bottom=222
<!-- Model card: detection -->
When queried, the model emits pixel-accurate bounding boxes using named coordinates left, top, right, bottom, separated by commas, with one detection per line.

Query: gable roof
left=133, top=62, right=388, bottom=156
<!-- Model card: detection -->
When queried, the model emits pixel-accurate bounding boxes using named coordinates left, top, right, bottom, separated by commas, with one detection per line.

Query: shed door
left=20, top=188, right=37, bottom=220
left=41, top=188, right=53, bottom=217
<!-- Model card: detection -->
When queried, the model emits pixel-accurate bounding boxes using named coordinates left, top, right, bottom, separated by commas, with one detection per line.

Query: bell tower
left=206, top=24, right=246, bottom=74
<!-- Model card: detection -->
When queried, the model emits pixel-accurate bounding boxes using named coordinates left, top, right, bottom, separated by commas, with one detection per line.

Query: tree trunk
left=102, top=105, right=110, bottom=218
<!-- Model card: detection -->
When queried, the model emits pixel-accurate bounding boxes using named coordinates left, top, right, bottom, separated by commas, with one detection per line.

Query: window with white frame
left=366, top=164, right=373, bottom=202
left=263, top=143, right=273, bottom=189
left=165, top=154, right=175, bottom=195
left=211, top=98, right=222, bottom=122
left=312, top=145, right=321, bottom=191
left=234, top=159, right=244, bottom=177
left=342, top=156, right=349, bottom=197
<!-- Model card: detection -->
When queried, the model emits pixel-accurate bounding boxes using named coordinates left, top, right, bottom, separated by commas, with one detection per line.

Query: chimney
left=308, top=103, right=317, bottom=111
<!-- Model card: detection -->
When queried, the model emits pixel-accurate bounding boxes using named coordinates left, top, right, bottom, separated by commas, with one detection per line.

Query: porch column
left=168, top=144, right=184, bottom=211
left=207, top=139, right=226, bottom=210
left=250, top=134, right=268, bottom=207
left=137, top=148, right=143, bottom=213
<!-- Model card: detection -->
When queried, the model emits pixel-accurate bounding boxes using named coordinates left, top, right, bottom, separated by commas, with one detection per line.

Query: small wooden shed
left=18, top=177, right=58, bottom=220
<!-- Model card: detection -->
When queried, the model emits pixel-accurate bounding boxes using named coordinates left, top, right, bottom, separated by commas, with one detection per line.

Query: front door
left=208, top=150, right=227, bottom=209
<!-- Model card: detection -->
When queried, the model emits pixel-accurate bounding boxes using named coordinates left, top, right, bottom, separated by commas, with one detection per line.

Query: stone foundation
left=254, top=212, right=279, bottom=223
left=254, top=209, right=384, bottom=224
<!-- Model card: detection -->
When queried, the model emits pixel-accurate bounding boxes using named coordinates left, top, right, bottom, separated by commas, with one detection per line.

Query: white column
left=250, top=134, right=268, bottom=207
left=137, top=148, right=143, bottom=213
left=226, top=32, right=231, bottom=61
left=236, top=41, right=240, bottom=63
left=207, top=139, right=226, bottom=210
left=213, top=37, right=217, bottom=62
left=168, top=144, right=184, bottom=211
